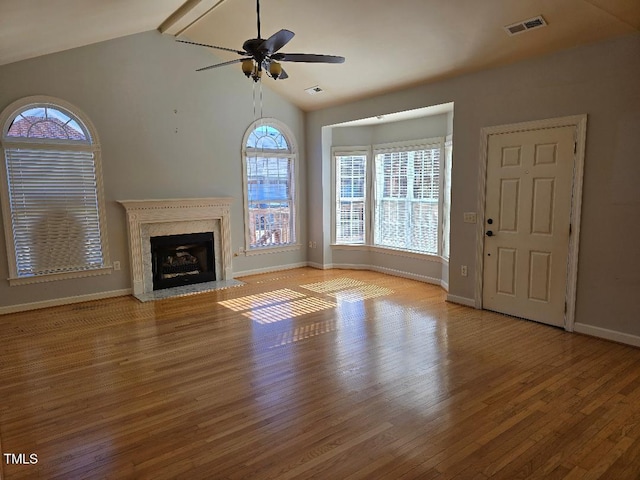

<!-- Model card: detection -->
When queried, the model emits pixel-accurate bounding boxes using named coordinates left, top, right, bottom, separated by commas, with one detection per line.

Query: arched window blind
left=0, top=97, right=110, bottom=284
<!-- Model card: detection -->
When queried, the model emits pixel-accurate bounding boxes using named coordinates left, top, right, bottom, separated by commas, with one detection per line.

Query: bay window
left=333, top=137, right=449, bottom=257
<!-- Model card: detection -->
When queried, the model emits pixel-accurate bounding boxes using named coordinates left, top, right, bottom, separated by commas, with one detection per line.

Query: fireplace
left=118, top=198, right=234, bottom=299
left=151, top=232, right=216, bottom=290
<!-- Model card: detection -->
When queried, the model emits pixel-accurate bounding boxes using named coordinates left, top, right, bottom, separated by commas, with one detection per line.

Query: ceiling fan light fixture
left=251, top=65, right=263, bottom=82
left=242, top=59, right=254, bottom=77
left=269, top=61, right=282, bottom=80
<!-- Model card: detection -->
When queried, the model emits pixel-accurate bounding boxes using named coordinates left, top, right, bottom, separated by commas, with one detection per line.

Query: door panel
left=531, top=178, right=554, bottom=235
left=497, top=248, right=517, bottom=295
left=483, top=126, right=574, bottom=327
left=499, top=179, right=519, bottom=232
left=528, top=251, right=551, bottom=302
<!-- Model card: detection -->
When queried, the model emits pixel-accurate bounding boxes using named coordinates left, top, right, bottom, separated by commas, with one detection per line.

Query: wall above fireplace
left=118, top=198, right=234, bottom=298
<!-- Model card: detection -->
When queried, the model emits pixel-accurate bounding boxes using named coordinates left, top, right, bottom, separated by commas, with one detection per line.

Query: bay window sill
left=331, top=244, right=445, bottom=262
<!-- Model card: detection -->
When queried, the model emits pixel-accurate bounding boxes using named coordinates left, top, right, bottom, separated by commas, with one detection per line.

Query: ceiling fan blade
left=196, top=58, right=247, bottom=72
left=177, top=39, right=245, bottom=55
left=276, top=53, right=345, bottom=64
left=260, top=29, right=295, bottom=54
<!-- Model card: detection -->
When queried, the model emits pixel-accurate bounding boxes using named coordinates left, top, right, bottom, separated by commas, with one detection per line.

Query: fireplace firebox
left=150, top=232, right=215, bottom=290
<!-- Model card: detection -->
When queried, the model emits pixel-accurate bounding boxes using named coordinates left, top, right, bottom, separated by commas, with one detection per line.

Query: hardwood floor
left=1, top=268, right=639, bottom=479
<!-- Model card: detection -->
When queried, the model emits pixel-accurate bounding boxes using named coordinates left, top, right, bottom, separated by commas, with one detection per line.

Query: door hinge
left=569, top=223, right=572, bottom=235
left=574, top=142, right=577, bottom=154
left=564, top=302, right=567, bottom=314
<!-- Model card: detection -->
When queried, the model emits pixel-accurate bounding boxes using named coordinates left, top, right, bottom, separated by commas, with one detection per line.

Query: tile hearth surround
left=118, top=198, right=234, bottom=299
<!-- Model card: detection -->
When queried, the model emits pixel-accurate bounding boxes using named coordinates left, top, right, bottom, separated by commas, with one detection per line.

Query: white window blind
left=374, top=146, right=441, bottom=254
left=335, top=154, right=367, bottom=244
left=5, top=148, right=105, bottom=276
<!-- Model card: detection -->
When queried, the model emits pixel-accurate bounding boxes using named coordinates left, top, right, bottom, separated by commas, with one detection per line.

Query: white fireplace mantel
left=118, top=198, right=233, bottom=297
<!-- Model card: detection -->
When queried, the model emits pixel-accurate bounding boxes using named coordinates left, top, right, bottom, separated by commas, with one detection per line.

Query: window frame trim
left=241, top=117, right=300, bottom=255
left=442, top=134, right=453, bottom=260
left=0, top=95, right=112, bottom=285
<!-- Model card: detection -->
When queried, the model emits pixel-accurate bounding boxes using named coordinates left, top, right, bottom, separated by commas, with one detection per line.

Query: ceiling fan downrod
left=256, top=0, right=261, bottom=40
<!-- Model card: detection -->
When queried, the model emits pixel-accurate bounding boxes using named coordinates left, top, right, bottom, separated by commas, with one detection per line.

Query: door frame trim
left=474, top=114, right=587, bottom=331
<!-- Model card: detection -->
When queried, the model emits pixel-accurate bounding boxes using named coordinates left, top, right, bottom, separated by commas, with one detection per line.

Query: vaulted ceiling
left=2, top=0, right=638, bottom=111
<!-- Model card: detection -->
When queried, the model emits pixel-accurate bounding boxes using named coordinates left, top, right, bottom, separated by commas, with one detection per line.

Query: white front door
left=482, top=126, right=575, bottom=327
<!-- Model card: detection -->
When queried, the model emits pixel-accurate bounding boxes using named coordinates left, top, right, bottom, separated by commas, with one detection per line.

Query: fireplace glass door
left=150, top=232, right=215, bottom=290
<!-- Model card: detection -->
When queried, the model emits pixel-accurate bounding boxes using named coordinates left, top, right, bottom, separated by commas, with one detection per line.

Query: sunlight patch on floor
left=219, top=278, right=391, bottom=327
left=218, top=289, right=306, bottom=311
left=243, top=297, right=336, bottom=324
left=301, top=278, right=393, bottom=302
left=300, top=277, right=368, bottom=293
left=333, top=284, right=394, bottom=302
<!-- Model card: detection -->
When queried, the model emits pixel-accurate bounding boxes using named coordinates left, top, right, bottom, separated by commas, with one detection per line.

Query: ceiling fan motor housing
left=242, top=38, right=265, bottom=55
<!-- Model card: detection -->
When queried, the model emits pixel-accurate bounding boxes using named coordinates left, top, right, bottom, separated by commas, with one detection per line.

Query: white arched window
left=0, top=96, right=110, bottom=285
left=242, top=119, right=298, bottom=252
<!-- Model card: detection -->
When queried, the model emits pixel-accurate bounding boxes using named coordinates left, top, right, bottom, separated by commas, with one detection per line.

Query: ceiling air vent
left=305, top=85, right=324, bottom=95
left=504, top=15, right=547, bottom=36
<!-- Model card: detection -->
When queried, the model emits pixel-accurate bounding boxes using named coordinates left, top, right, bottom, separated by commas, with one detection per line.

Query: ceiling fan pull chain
left=253, top=80, right=257, bottom=120
left=260, top=80, right=264, bottom=119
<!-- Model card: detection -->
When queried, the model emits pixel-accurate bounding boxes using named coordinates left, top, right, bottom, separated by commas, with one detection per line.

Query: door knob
left=486, top=230, right=494, bottom=237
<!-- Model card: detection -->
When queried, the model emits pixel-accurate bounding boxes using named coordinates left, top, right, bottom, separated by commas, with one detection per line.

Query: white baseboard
left=306, top=262, right=333, bottom=270
left=574, top=323, right=640, bottom=348
left=370, top=265, right=443, bottom=286
left=446, top=294, right=476, bottom=308
left=328, top=263, right=370, bottom=271
left=0, top=288, right=132, bottom=315
left=319, top=262, right=445, bottom=288
left=234, top=262, right=308, bottom=278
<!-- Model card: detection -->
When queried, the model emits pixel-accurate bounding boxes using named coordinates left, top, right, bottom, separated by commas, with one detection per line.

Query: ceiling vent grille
left=504, top=15, right=547, bottom=36
left=305, top=85, right=324, bottom=95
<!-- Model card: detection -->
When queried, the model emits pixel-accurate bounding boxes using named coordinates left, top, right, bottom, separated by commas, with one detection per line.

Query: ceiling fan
left=177, top=0, right=345, bottom=82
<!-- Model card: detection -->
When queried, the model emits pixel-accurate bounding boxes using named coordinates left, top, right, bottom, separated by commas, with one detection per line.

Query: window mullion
left=405, top=152, right=413, bottom=251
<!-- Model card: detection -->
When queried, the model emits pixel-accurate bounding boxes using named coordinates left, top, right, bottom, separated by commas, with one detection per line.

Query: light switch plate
left=463, top=212, right=477, bottom=224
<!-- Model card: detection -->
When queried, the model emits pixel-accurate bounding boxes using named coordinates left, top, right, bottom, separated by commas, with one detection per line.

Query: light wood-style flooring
left=1, top=268, right=639, bottom=479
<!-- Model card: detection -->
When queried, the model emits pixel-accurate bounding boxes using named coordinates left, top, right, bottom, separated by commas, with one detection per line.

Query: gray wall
left=0, top=30, right=305, bottom=309
left=307, top=33, right=640, bottom=337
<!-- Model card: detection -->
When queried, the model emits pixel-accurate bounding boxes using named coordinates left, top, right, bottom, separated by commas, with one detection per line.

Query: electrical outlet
left=313, top=241, right=317, bottom=248
left=113, top=261, right=121, bottom=271
left=463, top=212, right=477, bottom=224
left=309, top=241, right=313, bottom=248
left=461, top=265, right=468, bottom=277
